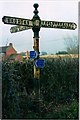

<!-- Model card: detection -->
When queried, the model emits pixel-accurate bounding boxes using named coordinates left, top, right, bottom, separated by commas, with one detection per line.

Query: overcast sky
left=0, top=0, right=78, bottom=54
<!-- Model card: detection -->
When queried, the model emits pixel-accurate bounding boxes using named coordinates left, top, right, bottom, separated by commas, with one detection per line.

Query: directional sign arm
left=41, top=20, right=77, bottom=30
left=10, top=25, right=32, bottom=33
left=2, top=16, right=33, bottom=27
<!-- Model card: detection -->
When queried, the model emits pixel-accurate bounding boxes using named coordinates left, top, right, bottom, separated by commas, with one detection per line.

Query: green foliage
left=45, top=99, right=78, bottom=119
left=2, top=58, right=79, bottom=119
left=64, top=35, right=78, bottom=54
left=41, top=58, right=79, bottom=103
left=56, top=51, right=68, bottom=54
left=41, top=51, right=47, bottom=55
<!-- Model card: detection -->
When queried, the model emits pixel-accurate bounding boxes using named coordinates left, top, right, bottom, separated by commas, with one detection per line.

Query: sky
left=0, top=0, right=78, bottom=54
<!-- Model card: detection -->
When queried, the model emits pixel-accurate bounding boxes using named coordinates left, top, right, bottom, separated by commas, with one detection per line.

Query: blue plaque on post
left=35, top=59, right=45, bottom=68
left=30, top=51, right=36, bottom=59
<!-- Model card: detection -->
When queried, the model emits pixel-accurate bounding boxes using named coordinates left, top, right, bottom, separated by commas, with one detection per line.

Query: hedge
left=2, top=58, right=79, bottom=119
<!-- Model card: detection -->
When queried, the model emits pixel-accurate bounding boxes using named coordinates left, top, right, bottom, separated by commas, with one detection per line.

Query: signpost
left=2, top=3, right=77, bottom=100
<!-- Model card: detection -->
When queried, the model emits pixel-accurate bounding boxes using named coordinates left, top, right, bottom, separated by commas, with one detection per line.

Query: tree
left=41, top=51, right=47, bottom=55
left=64, top=35, right=78, bottom=54
left=56, top=51, right=68, bottom=55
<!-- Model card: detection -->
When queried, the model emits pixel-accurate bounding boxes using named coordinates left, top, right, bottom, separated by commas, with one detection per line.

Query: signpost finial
left=33, top=3, right=39, bottom=15
left=33, top=3, right=39, bottom=9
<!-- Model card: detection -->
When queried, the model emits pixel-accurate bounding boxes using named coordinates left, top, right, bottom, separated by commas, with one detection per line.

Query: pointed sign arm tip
left=74, top=23, right=77, bottom=29
left=2, top=16, right=5, bottom=22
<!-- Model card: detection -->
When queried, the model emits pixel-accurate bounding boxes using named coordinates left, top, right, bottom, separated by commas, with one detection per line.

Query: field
left=2, top=56, right=79, bottom=119
left=40, top=54, right=79, bottom=58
